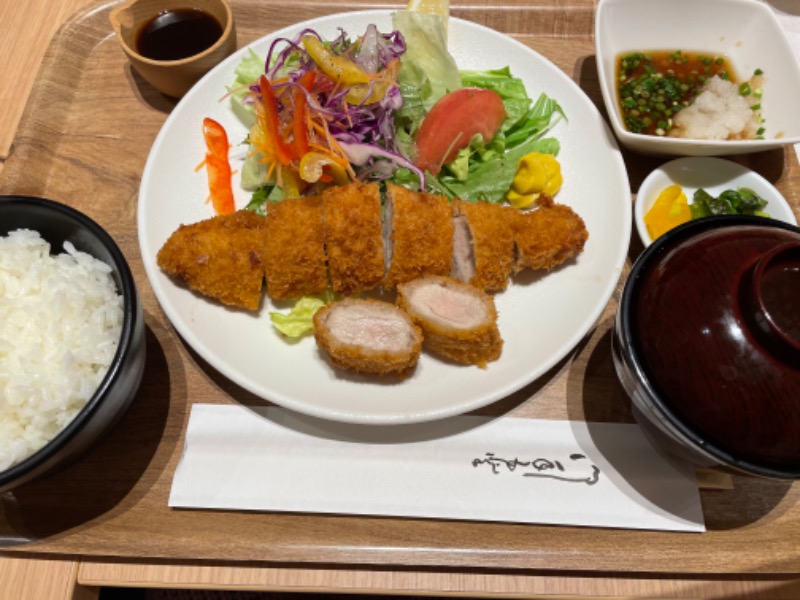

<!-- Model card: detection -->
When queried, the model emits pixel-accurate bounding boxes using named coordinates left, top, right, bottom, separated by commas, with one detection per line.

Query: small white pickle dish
left=635, top=157, right=797, bottom=247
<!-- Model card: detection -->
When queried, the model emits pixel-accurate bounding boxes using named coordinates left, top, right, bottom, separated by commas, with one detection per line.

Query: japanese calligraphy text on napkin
left=170, top=405, right=704, bottom=532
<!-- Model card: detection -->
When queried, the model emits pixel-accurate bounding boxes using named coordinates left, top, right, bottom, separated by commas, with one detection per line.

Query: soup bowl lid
left=618, top=215, right=800, bottom=477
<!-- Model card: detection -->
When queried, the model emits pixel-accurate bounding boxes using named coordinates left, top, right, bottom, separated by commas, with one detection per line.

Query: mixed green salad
left=215, top=11, right=567, bottom=336
left=225, top=10, right=566, bottom=209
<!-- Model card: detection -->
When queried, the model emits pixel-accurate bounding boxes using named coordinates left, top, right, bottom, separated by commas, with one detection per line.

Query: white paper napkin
left=170, top=405, right=705, bottom=532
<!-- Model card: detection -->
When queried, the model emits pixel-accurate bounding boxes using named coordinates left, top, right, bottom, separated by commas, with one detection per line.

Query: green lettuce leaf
left=430, top=86, right=565, bottom=201
left=435, top=137, right=560, bottom=202
left=269, top=292, right=334, bottom=339
left=460, top=68, right=532, bottom=133
left=504, top=92, right=567, bottom=148
left=228, top=49, right=264, bottom=128
left=421, top=63, right=566, bottom=202
left=240, top=150, right=268, bottom=191
left=392, top=9, right=461, bottom=156
left=392, top=11, right=462, bottom=110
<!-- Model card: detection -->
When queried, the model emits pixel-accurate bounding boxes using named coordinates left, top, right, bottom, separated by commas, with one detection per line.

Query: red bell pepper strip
left=258, top=75, right=293, bottom=166
left=201, top=117, right=235, bottom=215
left=291, top=71, right=316, bottom=160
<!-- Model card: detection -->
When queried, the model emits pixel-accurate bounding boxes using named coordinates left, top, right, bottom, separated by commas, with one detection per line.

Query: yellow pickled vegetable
left=506, top=152, right=563, bottom=209
left=644, top=184, right=691, bottom=240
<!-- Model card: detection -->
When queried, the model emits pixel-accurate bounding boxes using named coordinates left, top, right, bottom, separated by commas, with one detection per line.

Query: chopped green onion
left=616, top=50, right=741, bottom=136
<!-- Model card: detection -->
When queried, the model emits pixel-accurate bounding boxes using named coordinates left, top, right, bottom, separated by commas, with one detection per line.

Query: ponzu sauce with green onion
left=616, top=50, right=743, bottom=136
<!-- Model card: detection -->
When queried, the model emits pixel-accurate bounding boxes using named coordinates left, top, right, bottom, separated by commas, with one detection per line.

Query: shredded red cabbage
left=247, top=25, right=421, bottom=187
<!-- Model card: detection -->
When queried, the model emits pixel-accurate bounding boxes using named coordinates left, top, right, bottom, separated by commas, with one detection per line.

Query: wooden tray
left=1, top=0, right=799, bottom=576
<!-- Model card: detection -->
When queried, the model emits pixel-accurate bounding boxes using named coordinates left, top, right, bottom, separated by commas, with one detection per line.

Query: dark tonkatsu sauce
left=136, top=8, right=223, bottom=61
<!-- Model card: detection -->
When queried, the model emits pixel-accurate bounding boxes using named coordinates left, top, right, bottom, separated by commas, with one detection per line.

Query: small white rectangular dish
left=595, top=0, right=800, bottom=156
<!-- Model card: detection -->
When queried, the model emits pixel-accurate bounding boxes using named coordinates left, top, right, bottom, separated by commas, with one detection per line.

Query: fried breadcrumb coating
left=156, top=210, right=266, bottom=311
left=383, top=183, right=454, bottom=290
left=451, top=199, right=515, bottom=292
left=511, top=202, right=589, bottom=272
left=263, top=195, right=328, bottom=300
left=323, top=182, right=385, bottom=296
left=156, top=184, right=590, bottom=321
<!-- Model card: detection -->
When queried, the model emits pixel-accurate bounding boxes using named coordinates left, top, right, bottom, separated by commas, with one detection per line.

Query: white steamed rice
left=0, top=229, right=123, bottom=472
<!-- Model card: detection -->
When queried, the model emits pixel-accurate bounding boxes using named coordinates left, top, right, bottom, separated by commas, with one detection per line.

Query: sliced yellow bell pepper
left=278, top=166, right=304, bottom=198
left=301, top=35, right=392, bottom=105
left=302, top=35, right=370, bottom=85
left=298, top=152, right=350, bottom=185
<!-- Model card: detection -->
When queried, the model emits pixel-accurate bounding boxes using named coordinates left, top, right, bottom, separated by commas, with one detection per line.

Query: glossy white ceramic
left=595, top=0, right=800, bottom=156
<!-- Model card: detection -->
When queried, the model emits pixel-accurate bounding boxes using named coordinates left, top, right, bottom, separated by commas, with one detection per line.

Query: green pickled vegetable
left=735, top=187, right=768, bottom=213
left=690, top=187, right=770, bottom=220
left=708, top=192, right=735, bottom=215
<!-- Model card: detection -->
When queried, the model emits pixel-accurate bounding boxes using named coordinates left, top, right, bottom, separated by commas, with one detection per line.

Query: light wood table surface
left=1, top=0, right=800, bottom=599
left=0, top=0, right=98, bottom=593
left=0, top=0, right=96, bottom=164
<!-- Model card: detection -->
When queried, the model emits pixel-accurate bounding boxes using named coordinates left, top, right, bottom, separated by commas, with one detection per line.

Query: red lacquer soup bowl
left=613, top=215, right=800, bottom=479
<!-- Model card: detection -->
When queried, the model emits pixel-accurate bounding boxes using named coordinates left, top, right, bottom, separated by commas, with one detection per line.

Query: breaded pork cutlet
left=397, top=275, right=502, bottom=368
left=313, top=298, right=423, bottom=376
left=263, top=195, right=328, bottom=300
left=383, top=183, right=454, bottom=290
left=323, top=182, right=385, bottom=296
left=156, top=210, right=266, bottom=311
left=451, top=199, right=515, bottom=292
left=510, top=200, right=589, bottom=273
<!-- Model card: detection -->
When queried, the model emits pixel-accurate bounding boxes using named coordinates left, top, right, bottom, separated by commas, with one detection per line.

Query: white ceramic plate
left=635, top=157, right=798, bottom=246
left=138, top=10, right=631, bottom=425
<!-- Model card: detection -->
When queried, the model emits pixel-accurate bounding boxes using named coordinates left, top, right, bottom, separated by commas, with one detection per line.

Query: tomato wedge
left=414, top=88, right=507, bottom=175
left=202, top=117, right=235, bottom=215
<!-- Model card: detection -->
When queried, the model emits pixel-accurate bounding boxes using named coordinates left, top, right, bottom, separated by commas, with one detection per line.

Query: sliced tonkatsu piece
left=396, top=275, right=502, bottom=368
left=323, top=182, right=385, bottom=296
left=157, top=210, right=267, bottom=311
left=451, top=199, right=515, bottom=292
left=263, top=195, right=328, bottom=300
left=383, top=183, right=454, bottom=290
left=510, top=200, right=589, bottom=273
left=313, top=298, right=423, bottom=376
